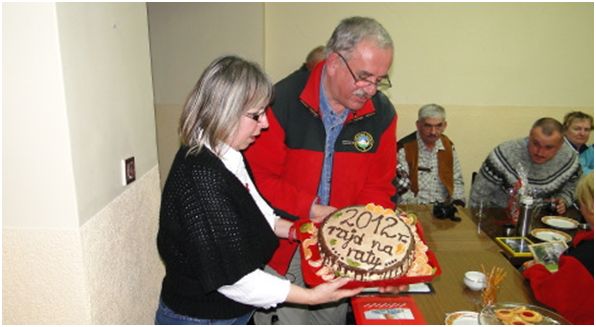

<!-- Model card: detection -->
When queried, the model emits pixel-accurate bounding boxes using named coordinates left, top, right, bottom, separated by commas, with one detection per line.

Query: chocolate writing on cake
left=318, top=205, right=416, bottom=281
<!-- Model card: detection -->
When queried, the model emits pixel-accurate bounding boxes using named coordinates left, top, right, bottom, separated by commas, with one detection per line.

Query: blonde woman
left=522, top=172, right=593, bottom=324
left=155, top=56, right=361, bottom=325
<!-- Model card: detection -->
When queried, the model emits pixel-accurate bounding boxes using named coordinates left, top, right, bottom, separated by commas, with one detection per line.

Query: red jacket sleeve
left=523, top=255, right=594, bottom=324
left=244, top=109, right=315, bottom=219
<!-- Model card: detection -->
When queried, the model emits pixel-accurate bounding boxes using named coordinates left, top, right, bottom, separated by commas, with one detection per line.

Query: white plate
left=541, top=216, right=579, bottom=230
left=445, top=311, right=479, bottom=325
left=530, top=228, right=572, bottom=243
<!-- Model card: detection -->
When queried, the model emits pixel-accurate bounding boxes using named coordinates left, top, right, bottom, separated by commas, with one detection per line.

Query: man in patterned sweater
left=470, top=117, right=582, bottom=215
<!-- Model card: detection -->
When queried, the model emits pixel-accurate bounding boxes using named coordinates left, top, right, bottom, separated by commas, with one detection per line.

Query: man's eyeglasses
left=335, top=51, right=392, bottom=90
left=244, top=110, right=266, bottom=122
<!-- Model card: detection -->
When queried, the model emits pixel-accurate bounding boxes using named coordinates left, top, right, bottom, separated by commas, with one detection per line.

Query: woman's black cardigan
left=157, top=146, right=279, bottom=319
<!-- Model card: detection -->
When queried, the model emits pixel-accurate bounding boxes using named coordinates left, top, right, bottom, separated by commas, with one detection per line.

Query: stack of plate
left=529, top=216, right=578, bottom=243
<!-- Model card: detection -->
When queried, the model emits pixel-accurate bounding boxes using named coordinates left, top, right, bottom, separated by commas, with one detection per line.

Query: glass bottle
left=516, top=196, right=534, bottom=237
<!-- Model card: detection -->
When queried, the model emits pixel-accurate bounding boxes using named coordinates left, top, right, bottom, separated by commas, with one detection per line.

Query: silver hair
left=325, top=16, right=393, bottom=58
left=418, top=104, right=446, bottom=121
left=179, top=55, right=273, bottom=156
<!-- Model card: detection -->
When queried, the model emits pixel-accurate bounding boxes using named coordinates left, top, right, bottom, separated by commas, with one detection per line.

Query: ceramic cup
left=464, top=271, right=486, bottom=291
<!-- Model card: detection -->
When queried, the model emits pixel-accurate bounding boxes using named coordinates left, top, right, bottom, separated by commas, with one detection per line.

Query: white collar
left=204, top=143, right=244, bottom=173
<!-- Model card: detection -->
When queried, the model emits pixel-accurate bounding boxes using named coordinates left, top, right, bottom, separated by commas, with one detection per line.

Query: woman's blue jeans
left=155, top=299, right=254, bottom=325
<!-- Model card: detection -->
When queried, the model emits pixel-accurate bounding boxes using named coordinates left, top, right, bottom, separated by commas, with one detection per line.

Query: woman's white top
left=212, top=144, right=291, bottom=309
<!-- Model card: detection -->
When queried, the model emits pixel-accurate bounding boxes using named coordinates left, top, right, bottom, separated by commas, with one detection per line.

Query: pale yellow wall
left=3, top=3, right=162, bottom=324
left=3, top=3, right=79, bottom=230
left=264, top=3, right=593, bottom=107
left=147, top=2, right=265, bottom=186
left=264, top=3, right=594, bottom=197
left=3, top=3, right=91, bottom=323
left=56, top=3, right=158, bottom=224
left=148, top=3, right=265, bottom=105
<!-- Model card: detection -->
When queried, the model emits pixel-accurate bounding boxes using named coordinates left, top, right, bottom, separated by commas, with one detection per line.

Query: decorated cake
left=302, top=203, right=433, bottom=281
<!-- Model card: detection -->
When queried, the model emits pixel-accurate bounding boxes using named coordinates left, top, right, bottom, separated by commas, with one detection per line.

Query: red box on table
left=351, top=295, right=427, bottom=324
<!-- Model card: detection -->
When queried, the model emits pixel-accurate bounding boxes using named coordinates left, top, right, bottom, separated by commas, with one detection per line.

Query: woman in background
left=563, top=111, right=593, bottom=174
left=522, top=172, right=593, bottom=324
left=155, top=55, right=361, bottom=325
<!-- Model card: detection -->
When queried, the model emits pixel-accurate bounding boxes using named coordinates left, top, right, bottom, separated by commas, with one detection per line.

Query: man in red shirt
left=244, top=16, right=397, bottom=324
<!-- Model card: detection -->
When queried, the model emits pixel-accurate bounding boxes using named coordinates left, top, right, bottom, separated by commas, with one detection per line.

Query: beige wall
left=148, top=2, right=265, bottom=105
left=3, top=5, right=89, bottom=321
left=264, top=3, right=593, bottom=107
left=3, top=3, right=163, bottom=324
left=3, top=3, right=79, bottom=230
left=3, top=168, right=162, bottom=324
left=79, top=167, right=163, bottom=324
left=57, top=3, right=158, bottom=225
left=147, top=2, right=265, bottom=186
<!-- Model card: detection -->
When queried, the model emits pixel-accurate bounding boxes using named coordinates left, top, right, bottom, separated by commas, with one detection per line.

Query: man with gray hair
left=470, top=117, right=582, bottom=214
left=395, top=104, right=466, bottom=206
left=245, top=16, right=397, bottom=324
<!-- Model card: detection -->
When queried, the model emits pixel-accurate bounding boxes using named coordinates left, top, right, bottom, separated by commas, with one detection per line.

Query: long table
left=396, top=205, right=537, bottom=324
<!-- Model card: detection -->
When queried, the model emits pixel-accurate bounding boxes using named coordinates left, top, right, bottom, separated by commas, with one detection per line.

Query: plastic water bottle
left=516, top=196, right=534, bottom=237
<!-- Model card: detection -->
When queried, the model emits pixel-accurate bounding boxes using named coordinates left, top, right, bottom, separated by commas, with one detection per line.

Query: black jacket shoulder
left=397, top=131, right=417, bottom=149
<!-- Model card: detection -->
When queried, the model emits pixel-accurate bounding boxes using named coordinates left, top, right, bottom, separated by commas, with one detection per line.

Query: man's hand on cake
left=309, top=203, right=337, bottom=223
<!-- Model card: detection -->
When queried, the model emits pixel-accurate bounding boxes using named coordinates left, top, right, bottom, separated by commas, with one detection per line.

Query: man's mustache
left=354, top=89, right=372, bottom=99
